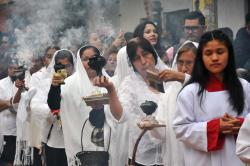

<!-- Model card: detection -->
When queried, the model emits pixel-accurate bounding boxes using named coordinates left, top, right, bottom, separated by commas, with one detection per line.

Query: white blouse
left=0, top=76, right=18, bottom=136
left=118, top=72, right=164, bottom=165
left=30, top=67, right=64, bottom=148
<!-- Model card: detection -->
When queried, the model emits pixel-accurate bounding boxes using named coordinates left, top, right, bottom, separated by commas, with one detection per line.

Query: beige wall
left=118, top=0, right=246, bottom=38
left=119, top=0, right=192, bottom=32
left=217, top=0, right=246, bottom=37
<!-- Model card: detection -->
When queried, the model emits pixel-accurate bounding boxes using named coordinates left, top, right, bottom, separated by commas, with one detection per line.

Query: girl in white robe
left=173, top=30, right=250, bottom=166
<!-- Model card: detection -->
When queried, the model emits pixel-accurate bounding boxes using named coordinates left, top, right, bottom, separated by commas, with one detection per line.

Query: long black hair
left=133, top=21, right=165, bottom=58
left=184, top=30, right=244, bottom=115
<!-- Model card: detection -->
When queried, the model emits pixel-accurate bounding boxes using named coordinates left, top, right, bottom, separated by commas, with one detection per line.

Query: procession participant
left=0, top=58, right=25, bottom=166
left=49, top=45, right=118, bottom=166
left=173, top=30, right=250, bottom=166
left=30, top=49, right=75, bottom=166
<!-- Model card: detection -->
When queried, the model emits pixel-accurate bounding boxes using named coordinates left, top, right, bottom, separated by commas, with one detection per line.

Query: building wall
left=119, top=0, right=246, bottom=38
left=119, top=0, right=146, bottom=32
left=217, top=0, right=245, bottom=37
left=119, top=0, right=192, bottom=32
left=0, top=7, right=9, bottom=32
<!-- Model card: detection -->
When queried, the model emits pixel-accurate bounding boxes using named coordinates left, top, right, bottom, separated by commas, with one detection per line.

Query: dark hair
left=126, top=37, right=158, bottom=71
left=177, top=42, right=197, bottom=61
left=44, top=46, right=60, bottom=57
left=218, top=27, right=233, bottom=42
left=184, top=30, right=244, bottom=115
left=124, top=32, right=133, bottom=43
left=133, top=21, right=165, bottom=58
left=54, top=50, right=74, bottom=65
left=246, top=13, right=250, bottom=25
left=185, top=11, right=206, bottom=26
left=79, top=45, right=100, bottom=58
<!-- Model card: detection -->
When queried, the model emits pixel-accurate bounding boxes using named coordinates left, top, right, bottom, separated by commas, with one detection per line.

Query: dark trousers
left=0, top=136, right=16, bottom=164
left=33, top=147, right=42, bottom=166
left=45, top=144, right=68, bottom=166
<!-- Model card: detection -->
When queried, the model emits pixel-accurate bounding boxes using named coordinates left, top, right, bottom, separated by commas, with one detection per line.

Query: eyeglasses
left=183, top=25, right=204, bottom=32
left=177, top=60, right=194, bottom=68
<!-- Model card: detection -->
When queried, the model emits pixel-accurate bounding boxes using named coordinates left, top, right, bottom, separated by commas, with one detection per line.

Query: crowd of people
left=0, top=10, right=250, bottom=166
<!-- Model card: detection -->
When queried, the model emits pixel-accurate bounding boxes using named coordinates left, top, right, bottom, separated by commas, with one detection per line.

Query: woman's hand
left=51, top=73, right=63, bottom=86
left=15, top=79, right=25, bottom=89
left=93, top=76, right=122, bottom=121
left=138, top=116, right=159, bottom=130
left=158, top=69, right=185, bottom=83
left=220, top=113, right=242, bottom=135
left=92, top=76, right=114, bottom=93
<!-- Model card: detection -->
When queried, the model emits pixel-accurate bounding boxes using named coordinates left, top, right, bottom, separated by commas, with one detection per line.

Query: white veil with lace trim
left=156, top=40, right=198, bottom=166
left=14, top=49, right=76, bottom=165
left=60, top=45, right=118, bottom=166
left=111, top=45, right=169, bottom=89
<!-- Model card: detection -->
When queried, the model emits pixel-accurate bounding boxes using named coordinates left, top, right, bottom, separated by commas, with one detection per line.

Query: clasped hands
left=219, top=113, right=242, bottom=135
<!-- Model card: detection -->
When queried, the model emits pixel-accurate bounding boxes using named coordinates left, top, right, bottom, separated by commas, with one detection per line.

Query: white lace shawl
left=60, top=45, right=118, bottom=166
left=155, top=40, right=198, bottom=166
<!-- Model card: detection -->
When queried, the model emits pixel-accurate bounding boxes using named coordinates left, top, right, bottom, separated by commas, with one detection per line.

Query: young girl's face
left=143, top=24, right=158, bottom=46
left=202, top=39, right=229, bottom=78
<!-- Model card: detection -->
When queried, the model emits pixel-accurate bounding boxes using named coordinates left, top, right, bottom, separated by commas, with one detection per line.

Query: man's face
left=183, top=18, right=205, bottom=42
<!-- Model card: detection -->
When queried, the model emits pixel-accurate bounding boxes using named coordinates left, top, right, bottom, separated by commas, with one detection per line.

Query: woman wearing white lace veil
left=56, top=45, right=118, bottom=166
left=95, top=37, right=176, bottom=165
left=155, top=40, right=198, bottom=166
left=13, top=47, right=59, bottom=166
left=30, top=49, right=76, bottom=166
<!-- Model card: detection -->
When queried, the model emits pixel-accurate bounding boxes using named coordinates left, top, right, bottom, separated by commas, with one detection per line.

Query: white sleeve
left=246, top=81, right=250, bottom=114
left=104, top=105, right=117, bottom=132
left=183, top=73, right=191, bottom=85
left=172, top=86, right=208, bottom=152
left=29, top=73, right=40, bottom=88
left=236, top=113, right=250, bottom=164
left=117, top=79, right=137, bottom=123
left=30, top=89, right=51, bottom=127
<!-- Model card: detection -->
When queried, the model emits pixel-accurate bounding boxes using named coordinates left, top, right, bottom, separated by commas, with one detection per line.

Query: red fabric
left=237, top=117, right=244, bottom=124
left=207, top=118, right=225, bottom=151
left=205, top=75, right=226, bottom=92
left=51, top=109, right=60, bottom=115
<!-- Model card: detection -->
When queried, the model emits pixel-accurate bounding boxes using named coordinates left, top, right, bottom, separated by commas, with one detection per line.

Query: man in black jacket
left=234, top=13, right=250, bottom=69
